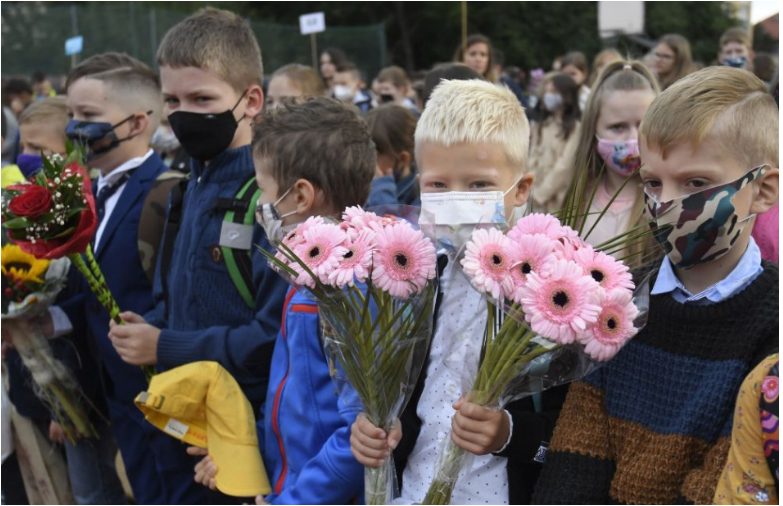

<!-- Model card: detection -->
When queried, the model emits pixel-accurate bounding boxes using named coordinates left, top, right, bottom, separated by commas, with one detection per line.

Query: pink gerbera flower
left=507, top=233, right=556, bottom=304
left=291, top=223, right=348, bottom=287
left=571, top=247, right=635, bottom=291
left=518, top=259, right=602, bottom=345
left=328, top=229, right=375, bottom=288
left=372, top=221, right=436, bottom=298
left=580, top=288, right=639, bottom=361
left=461, top=228, right=516, bottom=300
left=509, top=213, right=563, bottom=242
left=282, top=216, right=326, bottom=249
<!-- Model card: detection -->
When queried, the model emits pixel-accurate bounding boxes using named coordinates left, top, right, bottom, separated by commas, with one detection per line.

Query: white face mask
left=543, top=92, right=563, bottom=112
left=255, top=186, right=297, bottom=241
left=333, top=84, right=355, bottom=102
left=419, top=181, right=521, bottom=254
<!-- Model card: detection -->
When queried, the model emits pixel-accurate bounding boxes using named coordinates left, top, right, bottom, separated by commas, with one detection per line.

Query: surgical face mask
left=543, top=92, right=563, bottom=112
left=596, top=137, right=641, bottom=176
left=722, top=55, right=749, bottom=69
left=66, top=112, right=147, bottom=161
left=16, top=153, right=43, bottom=179
left=333, top=84, right=355, bottom=102
left=643, top=165, right=767, bottom=269
left=151, top=125, right=180, bottom=153
left=255, top=186, right=297, bottom=241
left=419, top=180, right=521, bottom=254
left=168, top=91, right=247, bottom=162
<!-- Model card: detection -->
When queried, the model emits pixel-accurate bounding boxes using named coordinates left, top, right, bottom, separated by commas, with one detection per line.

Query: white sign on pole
left=598, top=1, right=645, bottom=37
left=65, top=36, right=84, bottom=56
left=299, top=12, right=326, bottom=35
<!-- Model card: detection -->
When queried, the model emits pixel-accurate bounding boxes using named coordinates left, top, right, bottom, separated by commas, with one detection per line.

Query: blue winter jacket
left=261, top=288, right=364, bottom=504
left=145, top=146, right=289, bottom=411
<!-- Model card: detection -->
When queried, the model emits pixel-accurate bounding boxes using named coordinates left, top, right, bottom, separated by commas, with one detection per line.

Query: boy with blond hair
left=107, top=7, right=289, bottom=481
left=533, top=66, right=779, bottom=504
left=351, top=79, right=568, bottom=504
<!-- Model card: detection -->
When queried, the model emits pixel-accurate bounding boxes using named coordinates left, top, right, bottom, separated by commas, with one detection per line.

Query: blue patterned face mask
left=643, top=165, right=767, bottom=269
left=66, top=111, right=151, bottom=160
left=722, top=55, right=749, bottom=69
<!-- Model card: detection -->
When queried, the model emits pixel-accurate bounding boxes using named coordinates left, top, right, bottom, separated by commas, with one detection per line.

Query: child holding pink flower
left=191, top=97, right=376, bottom=504
left=534, top=67, right=779, bottom=504
left=568, top=60, right=661, bottom=265
left=351, top=79, right=570, bottom=504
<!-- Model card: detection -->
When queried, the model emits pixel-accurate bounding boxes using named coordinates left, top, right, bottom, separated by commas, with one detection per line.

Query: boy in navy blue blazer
left=42, top=52, right=209, bottom=504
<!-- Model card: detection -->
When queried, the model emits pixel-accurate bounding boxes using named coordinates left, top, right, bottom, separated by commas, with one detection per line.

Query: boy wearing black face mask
left=107, top=3, right=288, bottom=460
left=533, top=67, right=779, bottom=504
left=40, top=53, right=206, bottom=504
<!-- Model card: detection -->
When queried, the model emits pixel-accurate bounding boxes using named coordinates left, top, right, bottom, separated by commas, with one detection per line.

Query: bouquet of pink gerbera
left=259, top=206, right=438, bottom=505
left=422, top=213, right=648, bottom=505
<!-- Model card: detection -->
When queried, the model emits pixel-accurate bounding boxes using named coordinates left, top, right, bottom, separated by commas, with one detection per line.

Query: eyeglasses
left=654, top=52, right=674, bottom=61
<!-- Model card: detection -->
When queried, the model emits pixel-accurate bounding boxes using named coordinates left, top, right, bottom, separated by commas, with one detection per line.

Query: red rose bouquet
left=2, top=151, right=154, bottom=380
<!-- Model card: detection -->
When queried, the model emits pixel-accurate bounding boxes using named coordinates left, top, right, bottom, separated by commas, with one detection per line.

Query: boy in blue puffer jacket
left=107, top=8, right=289, bottom=417
left=193, top=97, right=376, bottom=504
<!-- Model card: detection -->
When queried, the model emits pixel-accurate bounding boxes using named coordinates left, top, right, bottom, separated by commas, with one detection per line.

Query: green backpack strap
left=221, top=176, right=262, bottom=309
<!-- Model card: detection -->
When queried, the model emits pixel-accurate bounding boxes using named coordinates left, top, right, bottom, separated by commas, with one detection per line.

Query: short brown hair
left=561, top=51, right=589, bottom=74
left=640, top=66, right=778, bottom=168
left=252, top=97, right=375, bottom=210
left=335, top=62, right=361, bottom=82
left=720, top=27, right=750, bottom=49
left=377, top=66, right=409, bottom=89
left=66, top=52, right=161, bottom=126
left=157, top=7, right=263, bottom=92
left=365, top=104, right=417, bottom=159
left=271, top=64, right=325, bottom=98
left=19, top=96, right=68, bottom=133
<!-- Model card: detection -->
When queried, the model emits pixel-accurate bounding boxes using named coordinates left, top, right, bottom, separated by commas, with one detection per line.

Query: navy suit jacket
left=59, top=152, right=168, bottom=404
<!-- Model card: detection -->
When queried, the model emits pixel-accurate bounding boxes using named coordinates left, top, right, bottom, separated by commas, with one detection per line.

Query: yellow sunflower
left=1, top=244, right=50, bottom=284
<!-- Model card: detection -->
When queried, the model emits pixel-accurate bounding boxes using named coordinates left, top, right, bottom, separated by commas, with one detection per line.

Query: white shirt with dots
left=399, top=261, right=509, bottom=505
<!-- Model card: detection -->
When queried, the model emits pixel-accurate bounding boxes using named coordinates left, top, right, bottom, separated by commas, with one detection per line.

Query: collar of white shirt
left=651, top=237, right=763, bottom=304
left=96, top=149, right=154, bottom=192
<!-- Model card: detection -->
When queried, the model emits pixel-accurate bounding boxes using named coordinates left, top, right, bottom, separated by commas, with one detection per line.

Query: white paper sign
left=65, top=35, right=84, bottom=56
left=299, top=12, right=326, bottom=35
left=598, top=1, right=644, bottom=37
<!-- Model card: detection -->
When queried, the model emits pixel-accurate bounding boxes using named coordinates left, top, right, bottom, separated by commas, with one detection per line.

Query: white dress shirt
left=400, top=260, right=510, bottom=505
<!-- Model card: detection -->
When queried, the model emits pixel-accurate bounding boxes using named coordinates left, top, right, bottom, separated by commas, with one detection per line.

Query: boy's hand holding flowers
left=108, top=312, right=159, bottom=366
left=451, top=399, right=511, bottom=455
left=350, top=414, right=402, bottom=468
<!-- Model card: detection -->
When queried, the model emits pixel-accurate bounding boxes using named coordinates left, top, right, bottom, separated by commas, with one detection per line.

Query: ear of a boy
left=750, top=167, right=780, bottom=214
left=513, top=173, right=535, bottom=207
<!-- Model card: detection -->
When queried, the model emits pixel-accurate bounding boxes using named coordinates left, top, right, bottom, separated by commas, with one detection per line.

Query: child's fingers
left=451, top=430, right=488, bottom=456
left=452, top=410, right=488, bottom=436
left=351, top=422, right=390, bottom=451
left=186, top=446, right=208, bottom=456
left=388, top=424, right=402, bottom=449
left=356, top=414, right=387, bottom=439
left=457, top=401, right=494, bottom=421
left=350, top=437, right=387, bottom=467
left=350, top=432, right=389, bottom=459
left=208, top=478, right=216, bottom=491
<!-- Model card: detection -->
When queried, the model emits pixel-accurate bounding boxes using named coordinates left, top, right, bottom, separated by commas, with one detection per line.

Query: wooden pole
left=461, top=1, right=468, bottom=53
left=311, top=33, right=318, bottom=70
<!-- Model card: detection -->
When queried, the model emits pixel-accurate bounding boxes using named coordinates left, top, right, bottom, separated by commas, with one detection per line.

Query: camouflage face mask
left=643, top=165, right=767, bottom=270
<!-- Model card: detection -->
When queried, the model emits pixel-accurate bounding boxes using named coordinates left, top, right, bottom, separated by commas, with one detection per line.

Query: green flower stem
left=49, top=381, right=98, bottom=439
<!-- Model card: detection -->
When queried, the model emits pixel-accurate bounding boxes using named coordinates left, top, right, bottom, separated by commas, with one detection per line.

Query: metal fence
left=1, top=2, right=386, bottom=82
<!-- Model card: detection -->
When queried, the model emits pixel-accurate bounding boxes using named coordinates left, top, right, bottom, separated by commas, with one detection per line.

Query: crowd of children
left=0, top=7, right=779, bottom=506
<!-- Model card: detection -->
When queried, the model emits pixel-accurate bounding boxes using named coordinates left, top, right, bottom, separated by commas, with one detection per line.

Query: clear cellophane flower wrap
left=422, top=213, right=651, bottom=505
left=257, top=205, right=438, bottom=505
left=1, top=247, right=101, bottom=443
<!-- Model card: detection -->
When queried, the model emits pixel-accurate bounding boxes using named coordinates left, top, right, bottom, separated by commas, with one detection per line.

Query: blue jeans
left=64, top=422, right=127, bottom=505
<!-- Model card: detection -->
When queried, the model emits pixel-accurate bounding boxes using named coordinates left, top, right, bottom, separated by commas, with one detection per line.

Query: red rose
left=11, top=163, right=98, bottom=260
left=7, top=185, right=52, bottom=220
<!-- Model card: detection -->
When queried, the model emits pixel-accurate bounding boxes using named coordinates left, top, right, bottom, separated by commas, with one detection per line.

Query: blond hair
left=19, top=96, right=68, bottom=132
left=157, top=7, right=263, bottom=92
left=415, top=79, right=529, bottom=170
left=569, top=60, right=661, bottom=265
left=641, top=66, right=778, bottom=168
left=271, top=64, right=325, bottom=98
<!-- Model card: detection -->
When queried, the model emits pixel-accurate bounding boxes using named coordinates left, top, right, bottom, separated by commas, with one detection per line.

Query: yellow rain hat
left=135, top=361, right=270, bottom=497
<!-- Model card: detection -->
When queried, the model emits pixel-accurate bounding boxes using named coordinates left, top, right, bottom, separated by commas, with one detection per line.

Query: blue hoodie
left=261, top=288, right=364, bottom=504
left=145, top=145, right=289, bottom=411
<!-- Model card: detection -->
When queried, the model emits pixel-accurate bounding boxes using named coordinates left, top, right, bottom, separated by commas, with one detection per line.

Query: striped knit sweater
left=533, top=260, right=779, bottom=505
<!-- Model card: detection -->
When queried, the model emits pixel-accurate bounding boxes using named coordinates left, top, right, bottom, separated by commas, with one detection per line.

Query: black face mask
left=379, top=94, right=395, bottom=104
left=168, top=91, right=247, bottom=162
left=66, top=112, right=150, bottom=161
